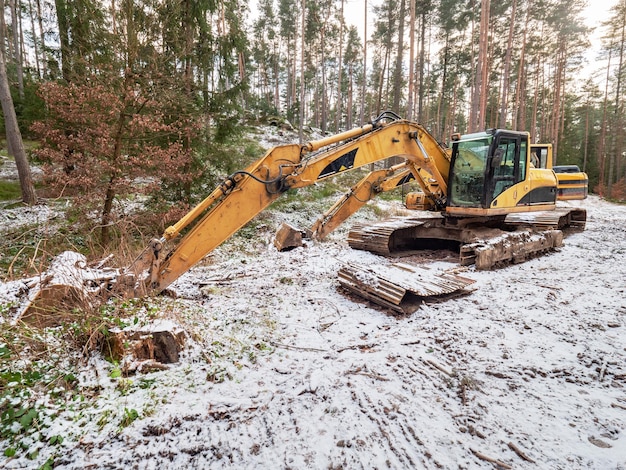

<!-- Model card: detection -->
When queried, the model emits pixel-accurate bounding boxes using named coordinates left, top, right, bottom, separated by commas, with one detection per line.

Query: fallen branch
left=345, top=368, right=390, bottom=382
left=92, top=253, right=115, bottom=269
left=468, top=425, right=486, bottom=439
left=270, top=341, right=327, bottom=352
left=611, top=402, right=626, bottom=410
left=470, top=448, right=512, bottom=469
left=336, top=342, right=379, bottom=353
left=424, top=358, right=453, bottom=376
left=542, top=285, right=563, bottom=291
left=508, top=441, right=535, bottom=463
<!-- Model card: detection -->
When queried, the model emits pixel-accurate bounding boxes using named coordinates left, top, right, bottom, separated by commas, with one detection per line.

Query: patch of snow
left=0, top=202, right=64, bottom=234
left=1, top=195, right=626, bottom=469
left=0, top=155, right=43, bottom=181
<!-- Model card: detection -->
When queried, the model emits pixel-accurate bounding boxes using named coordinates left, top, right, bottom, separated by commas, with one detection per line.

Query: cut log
left=274, top=222, right=305, bottom=251
left=15, top=251, right=117, bottom=327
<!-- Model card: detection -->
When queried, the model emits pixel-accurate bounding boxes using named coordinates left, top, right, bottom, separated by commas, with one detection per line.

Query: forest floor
left=1, top=133, right=626, bottom=469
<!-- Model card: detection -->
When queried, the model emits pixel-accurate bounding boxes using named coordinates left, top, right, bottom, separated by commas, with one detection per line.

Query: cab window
left=492, top=137, right=517, bottom=199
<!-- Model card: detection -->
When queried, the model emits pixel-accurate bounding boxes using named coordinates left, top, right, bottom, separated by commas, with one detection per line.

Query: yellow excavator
left=20, top=112, right=587, bottom=315
left=117, top=112, right=585, bottom=300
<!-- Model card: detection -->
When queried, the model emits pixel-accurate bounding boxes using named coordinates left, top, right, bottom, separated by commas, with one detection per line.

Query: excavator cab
left=446, top=129, right=557, bottom=216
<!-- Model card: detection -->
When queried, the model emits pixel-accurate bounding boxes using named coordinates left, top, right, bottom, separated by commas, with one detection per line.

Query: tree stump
left=104, top=320, right=186, bottom=375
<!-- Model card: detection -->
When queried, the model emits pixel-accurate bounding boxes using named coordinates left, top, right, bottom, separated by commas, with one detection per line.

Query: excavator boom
left=125, top=115, right=451, bottom=294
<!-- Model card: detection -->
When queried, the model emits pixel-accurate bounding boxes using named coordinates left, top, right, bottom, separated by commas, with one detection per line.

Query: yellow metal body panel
left=490, top=167, right=557, bottom=210
left=155, top=143, right=302, bottom=289
left=530, top=143, right=588, bottom=200
left=446, top=136, right=558, bottom=217
left=555, top=172, right=589, bottom=200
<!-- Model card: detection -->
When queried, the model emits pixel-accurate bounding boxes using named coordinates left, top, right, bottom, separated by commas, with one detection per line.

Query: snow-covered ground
left=1, top=194, right=626, bottom=469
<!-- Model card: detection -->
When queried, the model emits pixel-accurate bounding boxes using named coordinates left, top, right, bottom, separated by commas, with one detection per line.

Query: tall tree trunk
left=35, top=0, right=46, bottom=77
left=55, top=0, right=71, bottom=80
left=101, top=109, right=127, bottom=246
left=27, top=0, right=41, bottom=78
left=346, top=61, right=353, bottom=128
left=111, top=0, right=117, bottom=35
left=336, top=0, right=343, bottom=131
left=392, top=0, right=406, bottom=114
left=468, top=0, right=477, bottom=130
left=551, top=44, right=565, bottom=161
left=320, top=23, right=327, bottom=134
left=407, top=0, right=415, bottom=120
left=292, top=35, right=297, bottom=117
left=513, top=3, right=529, bottom=130
left=417, top=10, right=426, bottom=122
left=376, top=45, right=390, bottom=116
left=183, top=0, right=193, bottom=95
left=476, top=0, right=490, bottom=131
left=0, top=45, right=36, bottom=204
left=498, top=0, right=516, bottom=128
left=470, top=0, right=490, bottom=132
left=609, top=20, right=626, bottom=197
left=436, top=35, right=449, bottom=138
left=359, top=0, right=367, bottom=124
left=9, top=0, right=24, bottom=98
left=274, top=42, right=280, bottom=112
left=298, top=0, right=305, bottom=142
left=530, top=59, right=539, bottom=142
left=583, top=101, right=591, bottom=172
left=598, top=50, right=611, bottom=195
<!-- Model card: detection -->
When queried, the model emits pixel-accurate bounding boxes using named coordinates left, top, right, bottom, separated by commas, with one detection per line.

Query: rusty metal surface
left=460, top=229, right=563, bottom=270
left=274, top=222, right=304, bottom=251
left=348, top=216, right=430, bottom=255
left=347, top=207, right=585, bottom=273
left=505, top=208, right=587, bottom=229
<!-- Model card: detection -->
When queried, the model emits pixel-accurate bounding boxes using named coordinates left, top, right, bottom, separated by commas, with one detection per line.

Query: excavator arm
left=309, top=153, right=454, bottom=241
left=309, top=161, right=417, bottom=240
left=124, top=115, right=450, bottom=294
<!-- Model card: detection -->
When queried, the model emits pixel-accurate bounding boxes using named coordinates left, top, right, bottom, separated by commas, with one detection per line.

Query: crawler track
left=348, top=207, right=586, bottom=270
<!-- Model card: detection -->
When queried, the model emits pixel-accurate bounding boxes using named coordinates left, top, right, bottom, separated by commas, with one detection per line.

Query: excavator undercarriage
left=346, top=207, right=586, bottom=270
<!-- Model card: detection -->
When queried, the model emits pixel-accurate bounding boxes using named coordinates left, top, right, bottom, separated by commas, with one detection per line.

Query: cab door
left=485, top=132, right=527, bottom=207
